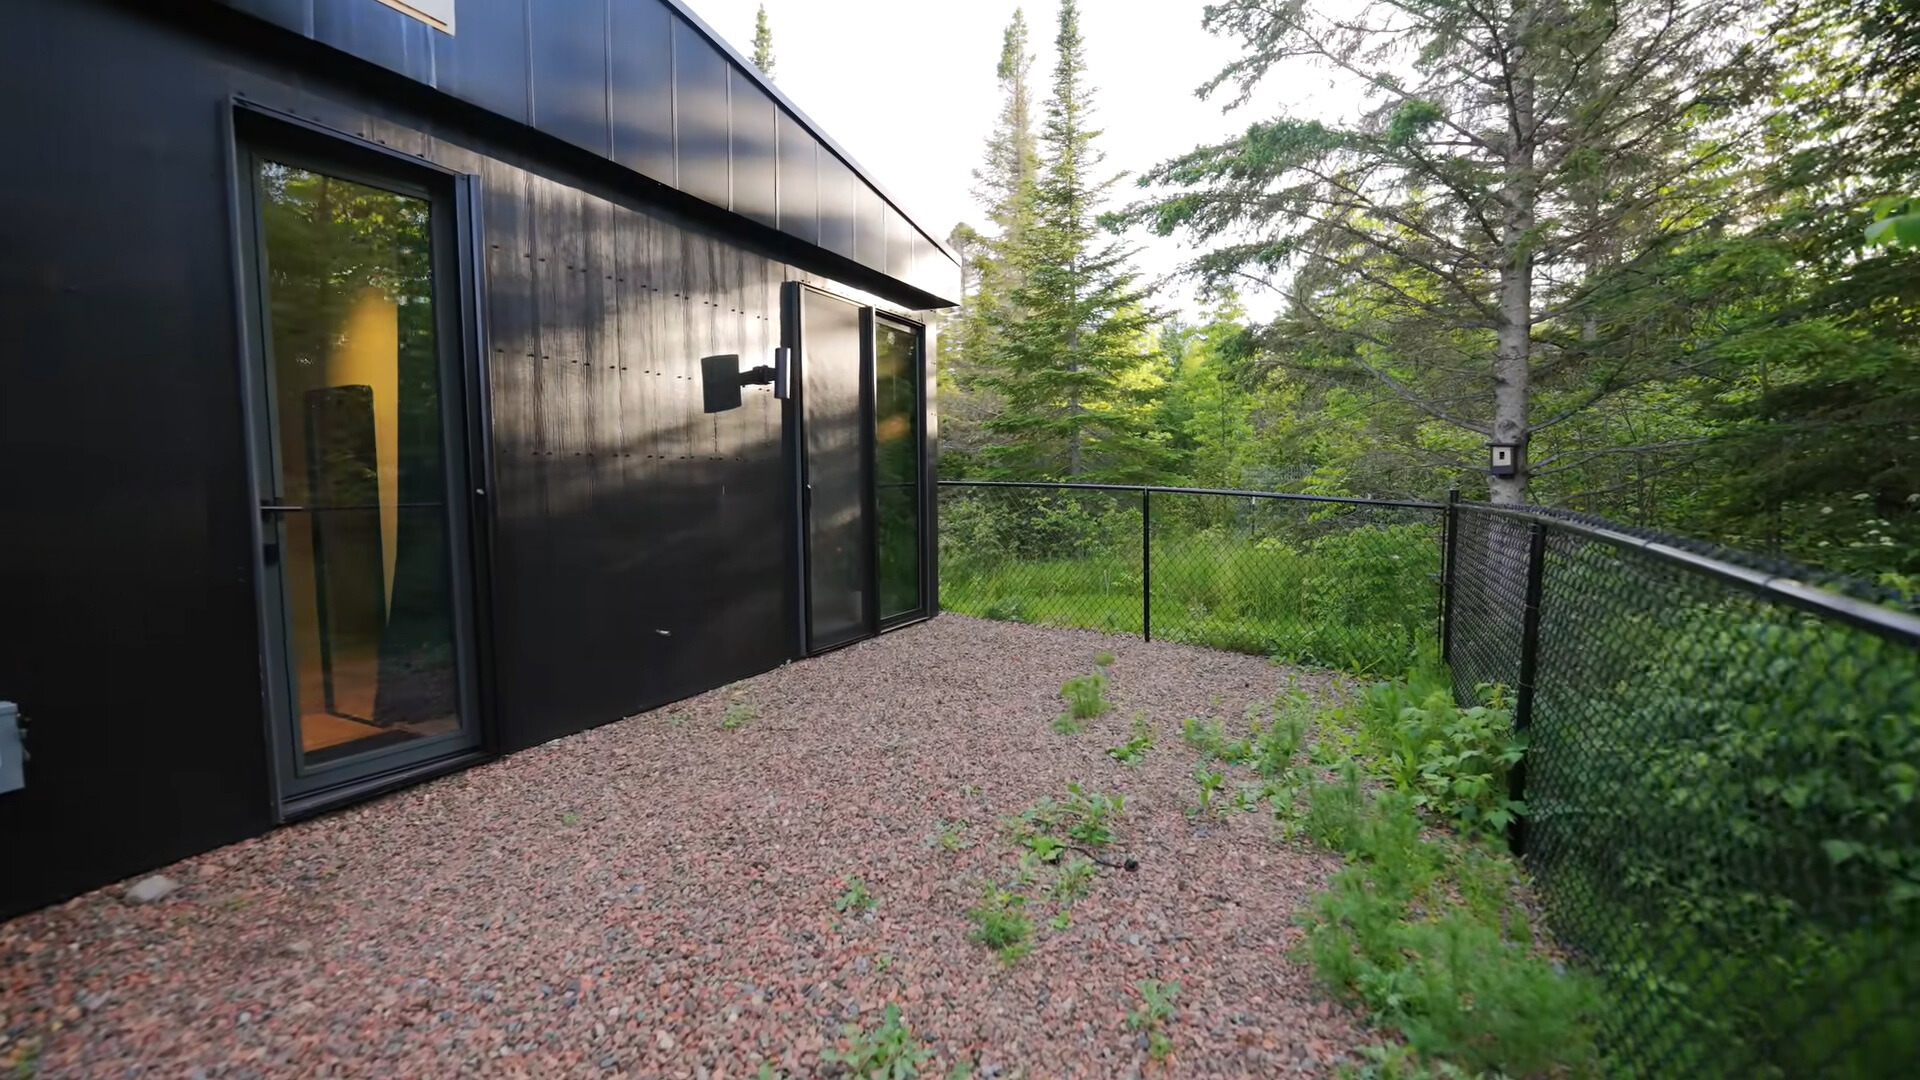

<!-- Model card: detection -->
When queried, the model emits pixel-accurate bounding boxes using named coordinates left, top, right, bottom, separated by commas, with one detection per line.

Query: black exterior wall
left=0, top=0, right=942, bottom=918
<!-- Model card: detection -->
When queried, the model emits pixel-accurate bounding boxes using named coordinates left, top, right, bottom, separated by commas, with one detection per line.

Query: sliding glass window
left=873, top=317, right=923, bottom=621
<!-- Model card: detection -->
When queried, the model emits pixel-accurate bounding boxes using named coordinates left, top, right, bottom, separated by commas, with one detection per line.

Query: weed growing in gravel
left=560, top=812, right=581, bottom=826
left=835, top=877, right=878, bottom=915
left=1191, top=763, right=1228, bottom=818
left=1054, top=654, right=1116, bottom=733
left=1049, top=910, right=1072, bottom=931
left=821, top=1003, right=932, bottom=1078
left=755, top=1064, right=787, bottom=1080
left=721, top=700, right=759, bottom=730
left=1181, top=716, right=1254, bottom=764
left=666, top=710, right=691, bottom=728
left=1106, top=713, right=1155, bottom=765
left=926, top=820, right=971, bottom=852
left=1014, top=783, right=1127, bottom=851
left=1127, top=980, right=1180, bottom=1062
left=966, top=887, right=1033, bottom=964
left=874, top=952, right=895, bottom=973
left=1050, top=855, right=1098, bottom=903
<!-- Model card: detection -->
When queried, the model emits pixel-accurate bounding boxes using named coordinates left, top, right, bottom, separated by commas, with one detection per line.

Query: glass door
left=243, top=146, right=483, bottom=799
left=794, top=287, right=931, bottom=653
left=799, top=288, right=871, bottom=651
left=872, top=316, right=925, bottom=625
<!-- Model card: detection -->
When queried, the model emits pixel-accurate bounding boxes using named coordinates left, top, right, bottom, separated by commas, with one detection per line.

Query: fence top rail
left=936, top=479, right=1446, bottom=513
left=1458, top=502, right=1920, bottom=648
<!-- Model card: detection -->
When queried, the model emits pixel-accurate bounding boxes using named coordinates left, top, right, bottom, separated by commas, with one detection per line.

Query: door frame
left=225, top=101, right=499, bottom=817
left=783, top=282, right=934, bottom=656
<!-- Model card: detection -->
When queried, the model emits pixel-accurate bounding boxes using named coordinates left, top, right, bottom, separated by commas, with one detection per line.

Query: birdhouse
left=1488, top=442, right=1522, bottom=478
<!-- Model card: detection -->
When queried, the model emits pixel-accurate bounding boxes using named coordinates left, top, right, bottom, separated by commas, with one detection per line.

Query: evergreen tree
left=1127, top=0, right=1764, bottom=503
left=977, top=0, right=1165, bottom=482
left=751, top=4, right=775, bottom=79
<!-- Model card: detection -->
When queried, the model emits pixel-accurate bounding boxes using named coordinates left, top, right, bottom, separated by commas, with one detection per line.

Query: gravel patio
left=0, top=615, right=1364, bottom=1078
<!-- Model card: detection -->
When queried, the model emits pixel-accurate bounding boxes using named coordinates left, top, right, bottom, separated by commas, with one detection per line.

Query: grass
left=940, top=524, right=1437, bottom=674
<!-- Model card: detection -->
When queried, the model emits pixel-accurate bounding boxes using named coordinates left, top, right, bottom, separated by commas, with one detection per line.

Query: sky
left=682, top=0, right=1281, bottom=317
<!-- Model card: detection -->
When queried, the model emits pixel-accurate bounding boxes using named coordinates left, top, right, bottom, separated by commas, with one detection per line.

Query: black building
left=0, top=0, right=956, bottom=918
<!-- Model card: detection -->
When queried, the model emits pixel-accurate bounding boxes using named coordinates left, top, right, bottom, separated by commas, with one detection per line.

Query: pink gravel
left=0, top=615, right=1365, bottom=1078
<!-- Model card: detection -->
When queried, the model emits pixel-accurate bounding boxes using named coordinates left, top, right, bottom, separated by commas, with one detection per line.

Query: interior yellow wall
left=325, top=288, right=400, bottom=612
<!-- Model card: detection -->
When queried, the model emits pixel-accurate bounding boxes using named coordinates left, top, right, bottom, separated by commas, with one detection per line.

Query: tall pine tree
left=751, top=5, right=775, bottom=79
left=1127, top=0, right=1763, bottom=503
left=977, top=0, right=1164, bottom=481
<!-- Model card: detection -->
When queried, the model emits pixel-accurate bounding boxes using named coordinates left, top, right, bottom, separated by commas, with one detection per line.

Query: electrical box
left=0, top=702, right=23, bottom=795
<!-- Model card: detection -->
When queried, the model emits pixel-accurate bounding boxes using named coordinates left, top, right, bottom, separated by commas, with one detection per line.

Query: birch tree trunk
left=1491, top=0, right=1538, bottom=507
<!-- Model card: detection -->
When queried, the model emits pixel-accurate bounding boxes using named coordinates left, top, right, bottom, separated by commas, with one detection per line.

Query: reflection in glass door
left=247, top=154, right=479, bottom=793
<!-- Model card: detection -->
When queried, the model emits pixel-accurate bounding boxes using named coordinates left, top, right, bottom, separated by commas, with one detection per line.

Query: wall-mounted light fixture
left=702, top=351, right=791, bottom=413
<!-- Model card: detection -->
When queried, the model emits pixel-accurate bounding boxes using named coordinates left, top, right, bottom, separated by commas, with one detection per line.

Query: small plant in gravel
left=1253, top=694, right=1313, bottom=779
left=722, top=700, right=759, bottom=730
left=1181, top=716, right=1254, bottom=764
left=874, top=952, right=896, bottom=973
left=666, top=710, right=691, bottom=727
left=1022, top=834, right=1068, bottom=863
left=1106, top=713, right=1155, bottom=765
left=927, top=820, right=971, bottom=852
left=1191, top=762, right=1228, bottom=818
left=1127, top=979, right=1180, bottom=1062
left=1050, top=855, right=1098, bottom=903
left=1054, top=655, right=1115, bottom=733
left=755, top=1064, right=788, bottom=1080
left=821, top=1003, right=932, bottom=1078
left=560, top=812, right=581, bottom=826
left=1049, top=910, right=1072, bottom=931
left=966, top=887, right=1033, bottom=964
left=835, top=877, right=878, bottom=915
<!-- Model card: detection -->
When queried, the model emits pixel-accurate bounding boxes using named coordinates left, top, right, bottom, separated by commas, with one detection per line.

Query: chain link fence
left=1447, top=502, right=1920, bottom=1079
left=937, top=481, right=1919, bottom=1078
left=936, top=481, right=1444, bottom=673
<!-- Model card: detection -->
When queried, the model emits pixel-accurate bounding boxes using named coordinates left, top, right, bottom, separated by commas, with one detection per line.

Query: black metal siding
left=0, top=0, right=935, bottom=917
left=206, top=0, right=960, bottom=305
left=530, top=0, right=612, bottom=159
left=609, top=0, right=676, bottom=184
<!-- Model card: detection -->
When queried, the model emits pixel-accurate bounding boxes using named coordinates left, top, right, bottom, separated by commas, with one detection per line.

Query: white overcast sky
left=684, top=0, right=1299, bottom=317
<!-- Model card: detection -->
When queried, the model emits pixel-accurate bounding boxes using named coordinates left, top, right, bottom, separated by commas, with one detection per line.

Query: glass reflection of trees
left=874, top=320, right=922, bottom=619
left=257, top=162, right=457, bottom=746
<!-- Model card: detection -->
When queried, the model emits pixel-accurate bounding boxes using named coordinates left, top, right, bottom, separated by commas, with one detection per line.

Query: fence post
left=1141, top=487, right=1152, bottom=643
left=1440, top=487, right=1460, bottom=663
left=1509, top=519, right=1548, bottom=858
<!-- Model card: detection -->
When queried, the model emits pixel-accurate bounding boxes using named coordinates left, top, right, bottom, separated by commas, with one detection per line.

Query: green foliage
left=821, top=1004, right=932, bottom=1079
left=749, top=4, right=775, bottom=78
left=1526, top=607, right=1920, bottom=1074
left=1190, top=762, right=1228, bottom=818
left=1051, top=856, right=1098, bottom=903
left=1343, top=679, right=1526, bottom=838
left=965, top=887, right=1033, bottom=964
left=1106, top=713, right=1155, bottom=764
left=1126, top=979, right=1180, bottom=1062
left=835, top=877, right=877, bottom=915
left=1055, top=656, right=1114, bottom=733
left=722, top=700, right=759, bottom=730
left=927, top=820, right=971, bottom=852
left=1292, top=753, right=1602, bottom=1077
left=941, top=505, right=1436, bottom=674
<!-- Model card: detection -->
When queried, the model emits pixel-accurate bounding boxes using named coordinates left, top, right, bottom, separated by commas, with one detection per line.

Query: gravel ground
left=0, top=615, right=1365, bottom=1079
